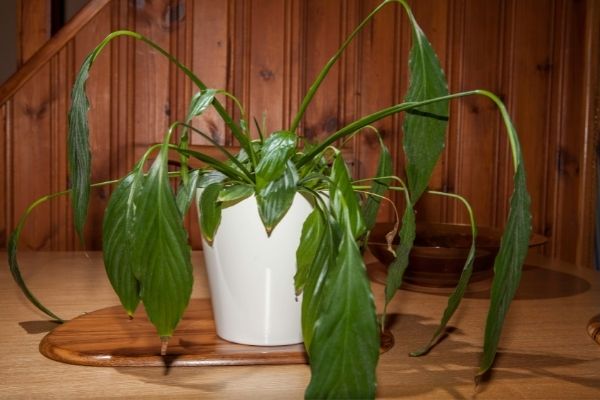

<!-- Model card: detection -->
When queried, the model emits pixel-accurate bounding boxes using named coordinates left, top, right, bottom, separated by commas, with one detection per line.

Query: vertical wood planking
left=355, top=0, right=398, bottom=222
left=190, top=0, right=229, bottom=146
left=17, top=0, right=52, bottom=63
left=550, top=0, right=587, bottom=262
left=133, top=0, right=172, bottom=160
left=283, top=0, right=304, bottom=130
left=301, top=0, right=342, bottom=142
left=111, top=0, right=136, bottom=179
left=247, top=0, right=285, bottom=135
left=49, top=47, right=71, bottom=249
left=450, top=0, right=504, bottom=226
left=11, top=67, right=53, bottom=250
left=0, top=0, right=597, bottom=263
left=501, top=0, right=554, bottom=245
left=579, top=0, right=600, bottom=266
left=0, top=103, right=7, bottom=248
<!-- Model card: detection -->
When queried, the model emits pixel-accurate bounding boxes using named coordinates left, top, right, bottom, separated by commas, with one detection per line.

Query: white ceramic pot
left=199, top=192, right=312, bottom=346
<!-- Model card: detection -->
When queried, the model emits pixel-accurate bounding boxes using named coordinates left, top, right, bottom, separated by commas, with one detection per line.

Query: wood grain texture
left=17, top=0, right=51, bottom=64
left=0, top=0, right=597, bottom=267
left=40, top=298, right=308, bottom=367
left=0, top=103, right=7, bottom=248
left=2, top=251, right=600, bottom=398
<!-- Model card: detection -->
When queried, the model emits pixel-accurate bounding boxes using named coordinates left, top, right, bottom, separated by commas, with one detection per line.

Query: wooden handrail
left=0, top=0, right=111, bottom=105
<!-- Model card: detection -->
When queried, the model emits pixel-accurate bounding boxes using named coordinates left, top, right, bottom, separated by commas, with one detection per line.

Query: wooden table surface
left=1, top=251, right=599, bottom=399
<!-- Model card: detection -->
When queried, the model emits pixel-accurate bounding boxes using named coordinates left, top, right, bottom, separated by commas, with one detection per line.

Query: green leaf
left=187, top=89, right=217, bottom=120
left=68, top=53, right=94, bottom=241
left=305, top=223, right=379, bottom=399
left=294, top=208, right=325, bottom=296
left=197, top=183, right=224, bottom=243
left=102, top=173, right=141, bottom=315
left=256, top=161, right=298, bottom=233
left=197, top=170, right=226, bottom=188
left=361, top=136, right=392, bottom=232
left=478, top=164, right=531, bottom=377
left=384, top=202, right=416, bottom=307
left=176, top=169, right=200, bottom=217
left=301, top=213, right=335, bottom=351
left=255, top=131, right=297, bottom=188
left=217, top=183, right=254, bottom=203
left=330, top=153, right=365, bottom=239
left=410, top=193, right=478, bottom=356
left=130, top=153, right=194, bottom=338
left=8, top=192, right=68, bottom=322
left=401, top=4, right=449, bottom=201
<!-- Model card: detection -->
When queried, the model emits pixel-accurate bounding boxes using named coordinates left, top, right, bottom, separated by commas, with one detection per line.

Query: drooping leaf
left=102, top=173, right=141, bottom=315
left=217, top=183, right=254, bottom=203
left=130, top=153, right=193, bottom=338
left=477, top=164, right=531, bottom=378
left=255, top=131, right=297, bottom=188
left=68, top=53, right=94, bottom=241
left=330, top=153, right=365, bottom=240
left=197, top=183, right=224, bottom=243
left=411, top=193, right=478, bottom=356
left=8, top=192, right=68, bottom=322
left=294, top=208, right=325, bottom=296
left=256, top=161, right=298, bottom=233
left=401, top=4, right=449, bottom=202
left=384, top=202, right=416, bottom=307
left=305, top=223, right=379, bottom=399
left=361, top=135, right=393, bottom=232
left=175, top=169, right=200, bottom=217
left=301, top=213, right=336, bottom=352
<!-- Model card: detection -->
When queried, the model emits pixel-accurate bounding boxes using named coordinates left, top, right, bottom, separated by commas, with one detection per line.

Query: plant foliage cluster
left=8, top=1, right=531, bottom=398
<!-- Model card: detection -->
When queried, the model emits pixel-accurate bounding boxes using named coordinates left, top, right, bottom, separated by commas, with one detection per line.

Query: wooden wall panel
left=302, top=0, right=342, bottom=143
left=17, top=0, right=51, bottom=63
left=1, top=0, right=597, bottom=267
left=0, top=103, right=7, bottom=248
left=11, top=67, right=53, bottom=250
left=190, top=0, right=229, bottom=146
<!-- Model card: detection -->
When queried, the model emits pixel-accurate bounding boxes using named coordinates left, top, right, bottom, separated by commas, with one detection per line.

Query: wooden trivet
left=40, top=299, right=308, bottom=367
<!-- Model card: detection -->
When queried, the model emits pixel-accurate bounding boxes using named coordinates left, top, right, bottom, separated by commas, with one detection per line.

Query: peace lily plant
left=8, top=0, right=531, bottom=398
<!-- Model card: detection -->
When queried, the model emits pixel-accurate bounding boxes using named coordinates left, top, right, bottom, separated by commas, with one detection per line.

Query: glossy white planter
left=199, top=192, right=312, bottom=346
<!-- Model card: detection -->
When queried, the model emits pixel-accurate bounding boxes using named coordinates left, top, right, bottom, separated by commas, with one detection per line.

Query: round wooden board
left=40, top=299, right=308, bottom=367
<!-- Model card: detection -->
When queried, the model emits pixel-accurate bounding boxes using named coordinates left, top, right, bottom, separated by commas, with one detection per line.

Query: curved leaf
left=384, top=202, right=416, bottom=307
left=410, top=192, right=478, bottom=356
left=102, top=173, right=142, bottom=315
left=197, top=182, right=224, bottom=243
left=217, top=183, right=254, bottom=203
left=256, top=161, right=298, bottom=233
left=294, top=208, right=325, bottom=296
left=68, top=53, right=94, bottom=241
left=478, top=165, right=531, bottom=377
left=176, top=169, right=200, bottom=217
left=361, top=135, right=393, bottom=232
left=305, top=223, right=379, bottom=399
left=330, top=154, right=365, bottom=239
left=131, top=153, right=193, bottom=338
left=255, top=131, right=297, bottom=188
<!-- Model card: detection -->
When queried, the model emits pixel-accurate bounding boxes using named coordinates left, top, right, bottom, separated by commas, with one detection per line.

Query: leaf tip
left=160, top=336, right=170, bottom=356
